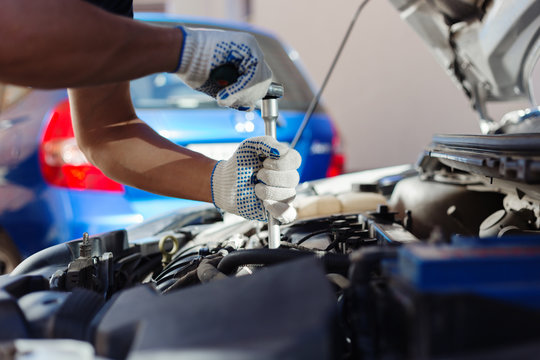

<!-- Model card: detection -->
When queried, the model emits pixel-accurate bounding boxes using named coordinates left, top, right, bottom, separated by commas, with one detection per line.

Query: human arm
left=0, top=0, right=181, bottom=88
left=1, top=0, right=272, bottom=110
left=53, top=0, right=293, bottom=220
left=68, top=83, right=217, bottom=202
left=69, top=82, right=301, bottom=222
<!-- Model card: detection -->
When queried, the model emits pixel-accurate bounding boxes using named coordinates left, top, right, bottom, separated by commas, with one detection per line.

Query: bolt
left=377, top=205, right=389, bottom=214
left=404, top=210, right=413, bottom=231
left=79, top=232, right=92, bottom=258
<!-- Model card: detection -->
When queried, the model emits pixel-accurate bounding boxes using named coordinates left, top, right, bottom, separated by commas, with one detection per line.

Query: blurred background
left=134, top=0, right=482, bottom=172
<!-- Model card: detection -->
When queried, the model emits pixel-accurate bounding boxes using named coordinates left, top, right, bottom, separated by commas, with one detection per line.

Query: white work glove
left=211, top=136, right=302, bottom=223
left=175, top=27, right=273, bottom=111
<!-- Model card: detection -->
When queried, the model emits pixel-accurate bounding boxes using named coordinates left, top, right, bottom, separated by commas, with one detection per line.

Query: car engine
left=2, top=0, right=540, bottom=358
left=1, top=133, right=540, bottom=359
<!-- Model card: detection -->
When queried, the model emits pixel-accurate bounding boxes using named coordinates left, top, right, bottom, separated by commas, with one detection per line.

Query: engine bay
left=0, top=0, right=539, bottom=358
left=1, top=134, right=540, bottom=359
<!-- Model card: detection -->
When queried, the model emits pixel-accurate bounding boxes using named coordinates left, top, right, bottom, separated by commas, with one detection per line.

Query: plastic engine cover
left=94, top=257, right=338, bottom=360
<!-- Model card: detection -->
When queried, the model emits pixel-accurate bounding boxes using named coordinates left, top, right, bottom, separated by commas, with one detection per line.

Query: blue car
left=0, top=13, right=344, bottom=272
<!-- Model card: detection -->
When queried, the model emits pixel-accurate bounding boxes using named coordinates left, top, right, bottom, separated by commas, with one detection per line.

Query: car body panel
left=389, top=0, right=540, bottom=133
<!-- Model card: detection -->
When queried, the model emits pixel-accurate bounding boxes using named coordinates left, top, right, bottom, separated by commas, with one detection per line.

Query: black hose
left=217, top=249, right=307, bottom=274
left=217, top=249, right=350, bottom=275
left=197, top=258, right=227, bottom=283
left=348, top=247, right=398, bottom=284
left=323, top=252, right=350, bottom=274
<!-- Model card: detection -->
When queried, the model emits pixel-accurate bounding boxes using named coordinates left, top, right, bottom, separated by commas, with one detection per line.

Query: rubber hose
left=197, top=258, right=227, bottom=283
left=323, top=253, right=351, bottom=274
left=348, top=247, right=398, bottom=284
left=217, top=249, right=349, bottom=275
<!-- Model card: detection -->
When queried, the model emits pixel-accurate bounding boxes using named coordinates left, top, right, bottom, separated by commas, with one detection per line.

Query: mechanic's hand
left=211, top=136, right=301, bottom=223
left=175, top=27, right=273, bottom=111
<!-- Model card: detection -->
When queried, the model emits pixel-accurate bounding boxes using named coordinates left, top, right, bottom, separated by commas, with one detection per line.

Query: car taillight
left=39, top=100, right=124, bottom=192
left=326, top=123, right=346, bottom=178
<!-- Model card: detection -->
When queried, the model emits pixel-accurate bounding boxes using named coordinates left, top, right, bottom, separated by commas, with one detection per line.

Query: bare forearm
left=68, top=84, right=216, bottom=202
left=0, top=0, right=181, bottom=88
left=87, top=123, right=216, bottom=202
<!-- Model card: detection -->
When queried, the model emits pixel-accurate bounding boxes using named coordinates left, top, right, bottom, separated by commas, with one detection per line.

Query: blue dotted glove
left=211, top=136, right=301, bottom=223
left=175, top=27, right=273, bottom=111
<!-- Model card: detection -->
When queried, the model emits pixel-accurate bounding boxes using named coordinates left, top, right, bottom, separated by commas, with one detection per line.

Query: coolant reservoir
left=295, top=192, right=387, bottom=220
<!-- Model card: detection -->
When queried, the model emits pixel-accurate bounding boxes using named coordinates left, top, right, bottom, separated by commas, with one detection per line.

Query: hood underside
left=389, top=0, right=540, bottom=134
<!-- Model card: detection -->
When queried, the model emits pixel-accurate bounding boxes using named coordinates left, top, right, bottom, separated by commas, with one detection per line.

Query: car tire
left=0, top=229, right=21, bottom=274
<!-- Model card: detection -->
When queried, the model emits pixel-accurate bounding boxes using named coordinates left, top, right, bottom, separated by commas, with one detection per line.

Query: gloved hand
left=211, top=136, right=301, bottom=223
left=175, top=27, right=273, bottom=111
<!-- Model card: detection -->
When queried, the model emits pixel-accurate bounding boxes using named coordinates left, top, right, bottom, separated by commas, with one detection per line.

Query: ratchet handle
left=209, top=63, right=240, bottom=88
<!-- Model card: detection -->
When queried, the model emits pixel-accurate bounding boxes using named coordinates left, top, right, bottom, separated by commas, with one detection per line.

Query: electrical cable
left=296, top=229, right=329, bottom=246
left=291, top=0, right=371, bottom=149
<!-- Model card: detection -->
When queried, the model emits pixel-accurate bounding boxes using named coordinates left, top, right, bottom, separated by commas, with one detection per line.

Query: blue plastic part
left=397, top=239, right=540, bottom=309
left=452, top=234, right=540, bottom=247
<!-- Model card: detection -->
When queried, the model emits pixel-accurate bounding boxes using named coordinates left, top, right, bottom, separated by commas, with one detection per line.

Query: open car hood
left=389, top=0, right=540, bottom=134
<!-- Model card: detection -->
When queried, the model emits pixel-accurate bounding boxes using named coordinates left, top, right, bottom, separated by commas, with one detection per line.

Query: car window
left=130, top=24, right=316, bottom=112
left=0, top=84, right=31, bottom=112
